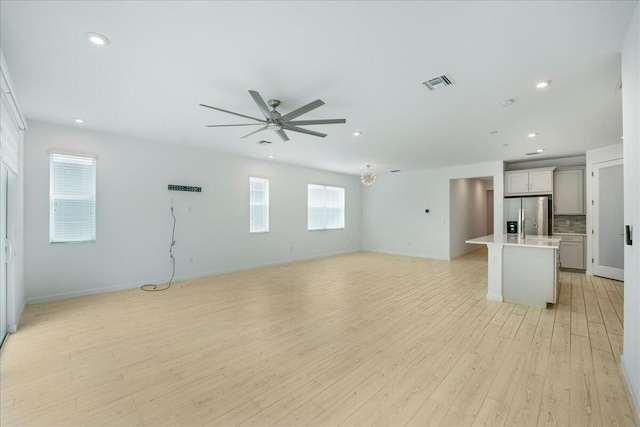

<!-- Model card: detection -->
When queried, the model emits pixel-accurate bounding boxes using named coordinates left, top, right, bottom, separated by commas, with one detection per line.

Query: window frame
left=307, top=183, right=346, bottom=231
left=249, top=176, right=270, bottom=234
left=49, top=150, right=97, bottom=244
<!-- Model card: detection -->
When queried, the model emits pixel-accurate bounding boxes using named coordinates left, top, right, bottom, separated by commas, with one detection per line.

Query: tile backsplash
left=554, top=215, right=587, bottom=234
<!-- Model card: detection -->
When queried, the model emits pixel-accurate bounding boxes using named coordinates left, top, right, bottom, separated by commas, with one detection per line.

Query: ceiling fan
left=200, top=90, right=346, bottom=141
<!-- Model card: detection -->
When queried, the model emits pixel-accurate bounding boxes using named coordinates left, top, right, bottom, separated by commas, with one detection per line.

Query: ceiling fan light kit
left=360, top=165, right=376, bottom=186
left=201, top=90, right=346, bottom=141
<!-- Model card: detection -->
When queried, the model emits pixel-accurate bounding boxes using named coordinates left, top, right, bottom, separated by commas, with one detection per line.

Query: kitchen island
left=466, top=234, right=561, bottom=308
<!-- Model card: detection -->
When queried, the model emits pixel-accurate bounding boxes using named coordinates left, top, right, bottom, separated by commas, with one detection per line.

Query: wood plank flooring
left=1, top=249, right=637, bottom=426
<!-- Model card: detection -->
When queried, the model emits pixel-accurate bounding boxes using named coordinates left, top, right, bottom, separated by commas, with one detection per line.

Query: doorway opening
left=449, top=176, right=494, bottom=259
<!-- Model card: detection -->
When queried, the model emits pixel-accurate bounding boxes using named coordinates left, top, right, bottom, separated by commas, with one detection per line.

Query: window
left=250, top=177, right=269, bottom=233
left=49, top=152, right=96, bottom=243
left=307, top=184, right=345, bottom=230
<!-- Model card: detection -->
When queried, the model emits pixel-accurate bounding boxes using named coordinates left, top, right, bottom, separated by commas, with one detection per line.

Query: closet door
left=0, top=165, right=7, bottom=346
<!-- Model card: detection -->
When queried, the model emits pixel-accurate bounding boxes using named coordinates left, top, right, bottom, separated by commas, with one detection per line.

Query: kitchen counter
left=467, top=234, right=560, bottom=249
left=466, top=234, right=559, bottom=308
left=553, top=232, right=588, bottom=236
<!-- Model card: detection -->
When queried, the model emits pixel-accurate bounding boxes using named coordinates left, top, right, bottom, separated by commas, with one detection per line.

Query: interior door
left=592, top=159, right=624, bottom=281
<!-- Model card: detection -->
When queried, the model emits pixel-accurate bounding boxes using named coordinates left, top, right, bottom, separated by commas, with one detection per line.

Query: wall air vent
left=422, top=73, right=455, bottom=91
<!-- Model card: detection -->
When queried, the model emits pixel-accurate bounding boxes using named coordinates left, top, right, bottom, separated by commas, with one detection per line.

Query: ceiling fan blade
left=275, top=129, right=289, bottom=141
left=280, top=99, right=325, bottom=122
left=248, top=90, right=275, bottom=121
left=200, top=103, right=264, bottom=122
left=241, top=126, right=268, bottom=139
left=206, top=123, right=265, bottom=127
left=287, top=118, right=346, bottom=126
left=283, top=124, right=327, bottom=138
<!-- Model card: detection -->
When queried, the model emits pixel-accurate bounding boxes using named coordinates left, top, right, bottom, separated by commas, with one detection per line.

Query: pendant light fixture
left=360, top=164, right=376, bottom=186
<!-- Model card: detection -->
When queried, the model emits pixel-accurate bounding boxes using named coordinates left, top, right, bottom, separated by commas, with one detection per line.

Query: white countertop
left=553, top=232, right=587, bottom=236
left=466, top=234, right=560, bottom=249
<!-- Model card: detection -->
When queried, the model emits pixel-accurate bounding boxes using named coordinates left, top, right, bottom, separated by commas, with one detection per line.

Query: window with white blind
left=49, top=152, right=97, bottom=243
left=249, top=177, right=269, bottom=233
left=307, top=184, right=345, bottom=230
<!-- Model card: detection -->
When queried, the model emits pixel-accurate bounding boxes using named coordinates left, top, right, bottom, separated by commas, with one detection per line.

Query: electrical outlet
left=290, top=246, right=293, bottom=252
left=189, top=257, right=194, bottom=263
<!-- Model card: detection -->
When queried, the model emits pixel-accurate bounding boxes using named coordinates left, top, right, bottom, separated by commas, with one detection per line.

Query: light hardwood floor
left=1, top=249, right=637, bottom=426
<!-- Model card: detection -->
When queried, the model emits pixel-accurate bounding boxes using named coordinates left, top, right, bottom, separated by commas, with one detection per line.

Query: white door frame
left=591, top=158, right=624, bottom=281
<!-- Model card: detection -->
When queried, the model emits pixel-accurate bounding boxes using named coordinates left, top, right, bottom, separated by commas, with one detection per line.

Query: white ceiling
left=0, top=1, right=635, bottom=175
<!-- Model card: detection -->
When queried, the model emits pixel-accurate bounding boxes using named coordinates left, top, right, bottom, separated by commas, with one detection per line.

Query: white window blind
left=49, top=153, right=96, bottom=243
left=250, top=177, right=269, bottom=233
left=307, top=184, right=345, bottom=230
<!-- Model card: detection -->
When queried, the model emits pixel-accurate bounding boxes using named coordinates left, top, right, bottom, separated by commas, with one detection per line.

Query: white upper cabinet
left=505, top=172, right=530, bottom=194
left=505, top=168, right=554, bottom=196
left=554, top=168, right=585, bottom=215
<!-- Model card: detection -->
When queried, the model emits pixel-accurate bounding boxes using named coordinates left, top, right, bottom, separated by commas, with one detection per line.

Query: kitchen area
left=465, top=158, right=597, bottom=308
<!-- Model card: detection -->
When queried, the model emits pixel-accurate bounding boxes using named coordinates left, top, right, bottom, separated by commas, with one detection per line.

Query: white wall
left=449, top=178, right=490, bottom=259
left=621, top=1, right=640, bottom=412
left=362, top=162, right=503, bottom=260
left=24, top=121, right=362, bottom=303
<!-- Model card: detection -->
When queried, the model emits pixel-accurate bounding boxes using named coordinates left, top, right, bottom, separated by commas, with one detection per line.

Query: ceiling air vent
left=257, top=140, right=272, bottom=145
left=422, top=73, right=455, bottom=91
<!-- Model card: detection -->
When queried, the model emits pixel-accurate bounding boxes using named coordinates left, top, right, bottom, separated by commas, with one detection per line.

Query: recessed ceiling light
left=621, top=136, right=624, bottom=139
left=86, top=32, right=110, bottom=46
left=537, top=148, right=544, bottom=153
left=73, top=118, right=85, bottom=124
left=536, top=80, right=551, bottom=89
left=528, top=132, right=537, bottom=138
left=353, top=131, right=361, bottom=136
left=499, top=99, right=515, bottom=107
left=268, top=155, right=275, bottom=159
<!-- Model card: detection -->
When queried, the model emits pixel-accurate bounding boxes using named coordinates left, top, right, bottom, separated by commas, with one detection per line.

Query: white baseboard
left=620, top=355, right=640, bottom=417
left=8, top=300, right=25, bottom=333
left=26, top=249, right=361, bottom=304
left=486, top=292, right=503, bottom=302
left=361, top=248, right=450, bottom=261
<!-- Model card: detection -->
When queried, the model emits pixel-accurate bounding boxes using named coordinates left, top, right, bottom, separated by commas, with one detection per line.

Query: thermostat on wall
left=168, top=185, right=201, bottom=192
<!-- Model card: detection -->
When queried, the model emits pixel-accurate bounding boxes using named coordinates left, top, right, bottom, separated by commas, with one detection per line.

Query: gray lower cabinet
left=559, top=235, right=585, bottom=270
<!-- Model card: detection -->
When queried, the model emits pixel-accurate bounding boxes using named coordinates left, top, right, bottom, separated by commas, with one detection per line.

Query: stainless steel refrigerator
left=504, top=196, right=552, bottom=236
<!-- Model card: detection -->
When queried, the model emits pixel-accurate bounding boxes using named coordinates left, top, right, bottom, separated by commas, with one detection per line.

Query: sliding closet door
left=0, top=164, right=7, bottom=346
